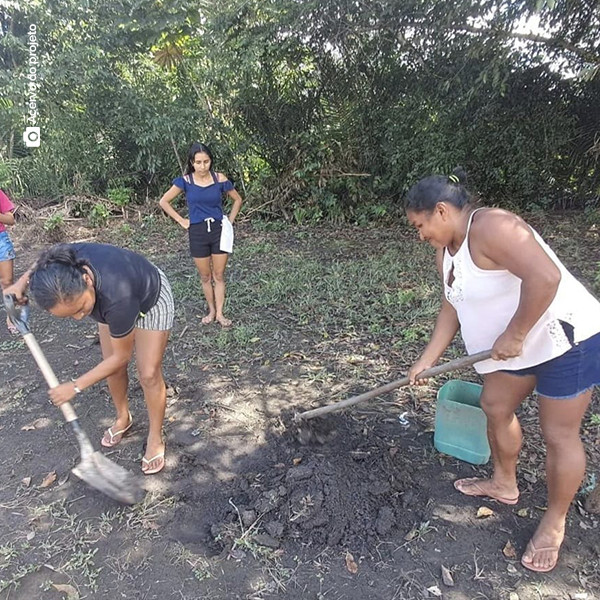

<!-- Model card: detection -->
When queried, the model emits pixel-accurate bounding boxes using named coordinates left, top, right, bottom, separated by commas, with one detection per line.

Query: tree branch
left=460, top=23, right=600, bottom=65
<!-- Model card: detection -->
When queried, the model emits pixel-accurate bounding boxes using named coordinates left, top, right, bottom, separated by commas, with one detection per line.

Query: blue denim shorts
left=0, top=231, right=15, bottom=262
left=504, top=331, right=600, bottom=399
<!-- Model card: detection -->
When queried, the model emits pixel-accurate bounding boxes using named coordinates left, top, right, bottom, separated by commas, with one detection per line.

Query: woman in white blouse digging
left=406, top=167, right=600, bottom=574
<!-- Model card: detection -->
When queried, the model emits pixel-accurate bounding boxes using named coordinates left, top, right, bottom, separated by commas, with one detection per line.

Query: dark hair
left=405, top=167, right=471, bottom=213
left=184, top=142, right=214, bottom=176
left=30, top=244, right=89, bottom=310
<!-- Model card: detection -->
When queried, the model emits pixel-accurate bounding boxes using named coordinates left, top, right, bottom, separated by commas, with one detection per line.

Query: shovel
left=295, top=349, right=493, bottom=422
left=5, top=294, right=144, bottom=504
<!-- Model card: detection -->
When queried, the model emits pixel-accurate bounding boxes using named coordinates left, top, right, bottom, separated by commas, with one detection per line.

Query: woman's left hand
left=48, top=382, right=77, bottom=406
left=491, top=330, right=524, bottom=361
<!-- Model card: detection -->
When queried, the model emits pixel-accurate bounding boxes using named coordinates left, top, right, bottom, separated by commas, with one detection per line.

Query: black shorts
left=189, top=220, right=227, bottom=258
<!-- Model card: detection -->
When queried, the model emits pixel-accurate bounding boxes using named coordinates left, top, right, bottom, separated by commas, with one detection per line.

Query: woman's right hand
left=3, top=281, right=28, bottom=304
left=179, top=218, right=190, bottom=230
left=408, top=357, right=435, bottom=385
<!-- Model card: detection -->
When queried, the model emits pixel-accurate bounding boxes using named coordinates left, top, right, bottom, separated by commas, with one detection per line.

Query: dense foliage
left=1, top=0, right=599, bottom=220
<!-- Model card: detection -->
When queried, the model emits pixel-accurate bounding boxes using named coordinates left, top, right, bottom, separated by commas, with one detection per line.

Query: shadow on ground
left=1, top=217, right=599, bottom=600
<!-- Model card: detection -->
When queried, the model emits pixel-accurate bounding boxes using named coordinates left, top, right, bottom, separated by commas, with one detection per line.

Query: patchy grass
left=1, top=211, right=599, bottom=600
left=167, top=543, right=213, bottom=582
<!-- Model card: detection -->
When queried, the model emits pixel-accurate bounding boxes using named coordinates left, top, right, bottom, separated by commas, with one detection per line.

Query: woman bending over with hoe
left=406, top=168, right=600, bottom=573
left=159, top=142, right=242, bottom=327
left=5, top=243, right=174, bottom=474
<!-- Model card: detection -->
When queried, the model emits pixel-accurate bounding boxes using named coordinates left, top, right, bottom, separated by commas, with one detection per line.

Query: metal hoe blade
left=68, top=419, right=144, bottom=504
left=72, top=452, right=145, bottom=505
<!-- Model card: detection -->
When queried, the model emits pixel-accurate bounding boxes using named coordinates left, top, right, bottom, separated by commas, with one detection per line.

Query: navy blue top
left=173, top=172, right=234, bottom=223
left=71, top=243, right=161, bottom=338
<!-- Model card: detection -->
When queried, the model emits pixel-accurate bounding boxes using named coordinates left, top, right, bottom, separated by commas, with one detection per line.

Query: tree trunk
left=170, top=135, right=184, bottom=175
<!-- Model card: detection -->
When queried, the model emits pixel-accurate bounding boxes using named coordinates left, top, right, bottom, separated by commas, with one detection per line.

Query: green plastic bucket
left=434, top=380, right=490, bottom=465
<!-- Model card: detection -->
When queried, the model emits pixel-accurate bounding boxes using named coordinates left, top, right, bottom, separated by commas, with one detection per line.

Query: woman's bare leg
left=134, top=327, right=170, bottom=473
left=454, top=371, right=536, bottom=501
left=521, top=389, right=592, bottom=571
left=211, top=253, right=231, bottom=326
left=98, top=323, right=131, bottom=443
left=0, top=259, right=15, bottom=331
left=193, top=256, right=215, bottom=323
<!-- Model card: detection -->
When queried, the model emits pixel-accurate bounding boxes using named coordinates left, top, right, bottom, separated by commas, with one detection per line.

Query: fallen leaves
left=21, top=418, right=50, bottom=431
left=441, top=564, right=454, bottom=586
left=40, top=471, right=57, bottom=488
left=282, top=351, right=307, bottom=361
left=52, top=583, right=79, bottom=599
left=476, top=506, right=494, bottom=519
left=345, top=551, right=358, bottom=574
left=345, top=354, right=365, bottom=365
left=503, top=540, right=517, bottom=559
left=166, top=385, right=179, bottom=398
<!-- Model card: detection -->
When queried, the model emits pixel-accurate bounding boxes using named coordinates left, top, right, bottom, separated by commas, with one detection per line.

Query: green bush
left=89, top=203, right=110, bottom=227
left=107, top=186, right=132, bottom=208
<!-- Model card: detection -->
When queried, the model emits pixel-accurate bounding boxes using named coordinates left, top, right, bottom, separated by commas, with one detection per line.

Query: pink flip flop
left=521, top=540, right=560, bottom=573
left=141, top=448, right=165, bottom=475
left=454, top=477, right=519, bottom=505
left=101, top=412, right=133, bottom=448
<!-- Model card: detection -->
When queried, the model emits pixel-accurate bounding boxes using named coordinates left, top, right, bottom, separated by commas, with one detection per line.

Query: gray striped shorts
left=135, top=268, right=174, bottom=331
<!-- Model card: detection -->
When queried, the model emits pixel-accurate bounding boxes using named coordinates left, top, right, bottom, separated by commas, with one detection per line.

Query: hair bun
left=450, top=166, right=467, bottom=185
left=34, top=244, right=87, bottom=272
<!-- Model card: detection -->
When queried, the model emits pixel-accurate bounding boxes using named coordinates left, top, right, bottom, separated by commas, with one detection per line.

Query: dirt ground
left=0, top=208, right=599, bottom=600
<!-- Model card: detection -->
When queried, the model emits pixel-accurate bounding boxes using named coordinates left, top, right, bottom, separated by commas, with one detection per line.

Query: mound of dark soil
left=207, top=415, right=429, bottom=556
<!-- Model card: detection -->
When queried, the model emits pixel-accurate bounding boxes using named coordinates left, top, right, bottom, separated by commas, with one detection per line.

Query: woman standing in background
left=159, top=142, right=242, bottom=327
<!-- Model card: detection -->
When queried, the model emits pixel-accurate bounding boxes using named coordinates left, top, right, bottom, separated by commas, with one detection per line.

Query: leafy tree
left=0, top=0, right=598, bottom=215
